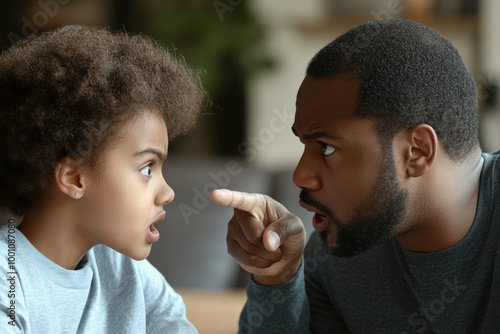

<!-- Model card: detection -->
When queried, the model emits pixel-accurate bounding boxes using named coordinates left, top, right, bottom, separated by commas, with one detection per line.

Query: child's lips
left=147, top=212, right=165, bottom=243
left=153, top=212, right=166, bottom=224
left=147, top=223, right=160, bottom=243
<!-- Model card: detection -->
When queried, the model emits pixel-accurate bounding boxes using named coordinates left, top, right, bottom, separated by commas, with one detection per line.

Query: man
left=211, top=19, right=500, bottom=333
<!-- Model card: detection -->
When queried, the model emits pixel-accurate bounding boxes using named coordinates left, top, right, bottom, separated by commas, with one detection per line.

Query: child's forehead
left=113, top=110, right=166, bottom=134
left=111, top=112, right=169, bottom=152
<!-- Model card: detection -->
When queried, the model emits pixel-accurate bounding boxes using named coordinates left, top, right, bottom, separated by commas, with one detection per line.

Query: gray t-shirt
left=0, top=225, right=198, bottom=333
left=241, top=151, right=500, bottom=333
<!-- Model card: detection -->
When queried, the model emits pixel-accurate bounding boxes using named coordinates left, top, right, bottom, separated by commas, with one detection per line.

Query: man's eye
left=321, top=143, right=335, bottom=156
left=140, top=165, right=152, bottom=176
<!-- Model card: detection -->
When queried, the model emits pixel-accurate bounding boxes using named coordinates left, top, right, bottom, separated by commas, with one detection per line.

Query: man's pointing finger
left=210, top=189, right=262, bottom=213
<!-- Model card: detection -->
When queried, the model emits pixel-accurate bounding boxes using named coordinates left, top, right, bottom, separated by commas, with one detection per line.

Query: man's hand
left=210, top=189, right=306, bottom=286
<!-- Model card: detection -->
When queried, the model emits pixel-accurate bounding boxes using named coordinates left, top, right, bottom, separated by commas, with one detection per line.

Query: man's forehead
left=295, top=86, right=359, bottom=125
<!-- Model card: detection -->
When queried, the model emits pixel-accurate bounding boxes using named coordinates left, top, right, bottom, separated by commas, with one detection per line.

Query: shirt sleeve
left=239, top=261, right=310, bottom=334
left=137, top=260, right=198, bottom=334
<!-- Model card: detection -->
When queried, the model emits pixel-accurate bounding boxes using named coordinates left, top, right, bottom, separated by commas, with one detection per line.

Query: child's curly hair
left=0, top=25, right=206, bottom=216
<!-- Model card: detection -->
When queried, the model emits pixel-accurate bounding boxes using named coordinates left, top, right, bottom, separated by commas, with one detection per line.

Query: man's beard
left=299, top=153, right=408, bottom=257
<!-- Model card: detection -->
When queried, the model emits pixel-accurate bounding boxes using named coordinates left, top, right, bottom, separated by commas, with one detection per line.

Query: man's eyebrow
left=291, top=128, right=342, bottom=141
left=133, top=148, right=167, bottom=160
left=302, top=132, right=341, bottom=141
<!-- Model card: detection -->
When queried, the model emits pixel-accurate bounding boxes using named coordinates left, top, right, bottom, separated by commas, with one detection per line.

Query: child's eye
left=320, top=143, right=336, bottom=156
left=140, top=165, right=152, bottom=177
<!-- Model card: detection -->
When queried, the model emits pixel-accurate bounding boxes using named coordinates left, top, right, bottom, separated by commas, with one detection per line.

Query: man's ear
left=404, top=124, right=438, bottom=177
left=54, top=157, right=86, bottom=199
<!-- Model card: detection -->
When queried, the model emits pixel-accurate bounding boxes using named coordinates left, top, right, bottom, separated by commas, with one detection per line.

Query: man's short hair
left=307, top=18, right=479, bottom=161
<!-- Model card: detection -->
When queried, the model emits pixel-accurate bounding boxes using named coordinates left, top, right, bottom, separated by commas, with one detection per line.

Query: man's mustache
left=299, top=190, right=333, bottom=219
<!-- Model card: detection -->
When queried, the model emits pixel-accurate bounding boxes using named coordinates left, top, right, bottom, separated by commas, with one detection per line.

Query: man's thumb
left=265, top=230, right=281, bottom=252
left=263, top=214, right=304, bottom=252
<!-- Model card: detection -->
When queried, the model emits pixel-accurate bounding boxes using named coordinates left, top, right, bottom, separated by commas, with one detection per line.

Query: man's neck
left=395, top=152, right=484, bottom=253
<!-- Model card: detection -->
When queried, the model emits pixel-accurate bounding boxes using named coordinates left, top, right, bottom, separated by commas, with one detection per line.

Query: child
left=0, top=25, right=205, bottom=333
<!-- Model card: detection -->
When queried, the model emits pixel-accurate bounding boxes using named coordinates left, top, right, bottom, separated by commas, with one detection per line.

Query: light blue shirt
left=0, top=224, right=198, bottom=333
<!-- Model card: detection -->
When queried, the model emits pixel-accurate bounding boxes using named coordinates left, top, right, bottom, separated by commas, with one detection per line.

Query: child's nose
left=157, top=178, right=175, bottom=206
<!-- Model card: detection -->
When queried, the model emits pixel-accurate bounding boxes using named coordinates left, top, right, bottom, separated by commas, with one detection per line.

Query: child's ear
left=54, top=157, right=86, bottom=199
left=404, top=124, right=438, bottom=178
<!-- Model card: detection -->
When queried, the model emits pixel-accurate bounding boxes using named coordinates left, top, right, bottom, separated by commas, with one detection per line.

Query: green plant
left=148, top=2, right=276, bottom=96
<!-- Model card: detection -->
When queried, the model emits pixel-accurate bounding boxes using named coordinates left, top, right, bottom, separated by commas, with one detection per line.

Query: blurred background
left=1, top=0, right=499, bottom=332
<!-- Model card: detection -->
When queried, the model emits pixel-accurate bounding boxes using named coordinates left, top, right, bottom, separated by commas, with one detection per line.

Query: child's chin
left=124, top=246, right=152, bottom=261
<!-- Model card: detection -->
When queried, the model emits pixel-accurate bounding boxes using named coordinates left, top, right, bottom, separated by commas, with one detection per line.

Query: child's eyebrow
left=134, top=148, right=167, bottom=161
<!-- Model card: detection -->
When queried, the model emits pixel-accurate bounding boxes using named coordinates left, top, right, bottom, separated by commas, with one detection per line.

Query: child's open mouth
left=147, top=212, right=165, bottom=243
left=147, top=223, right=160, bottom=243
